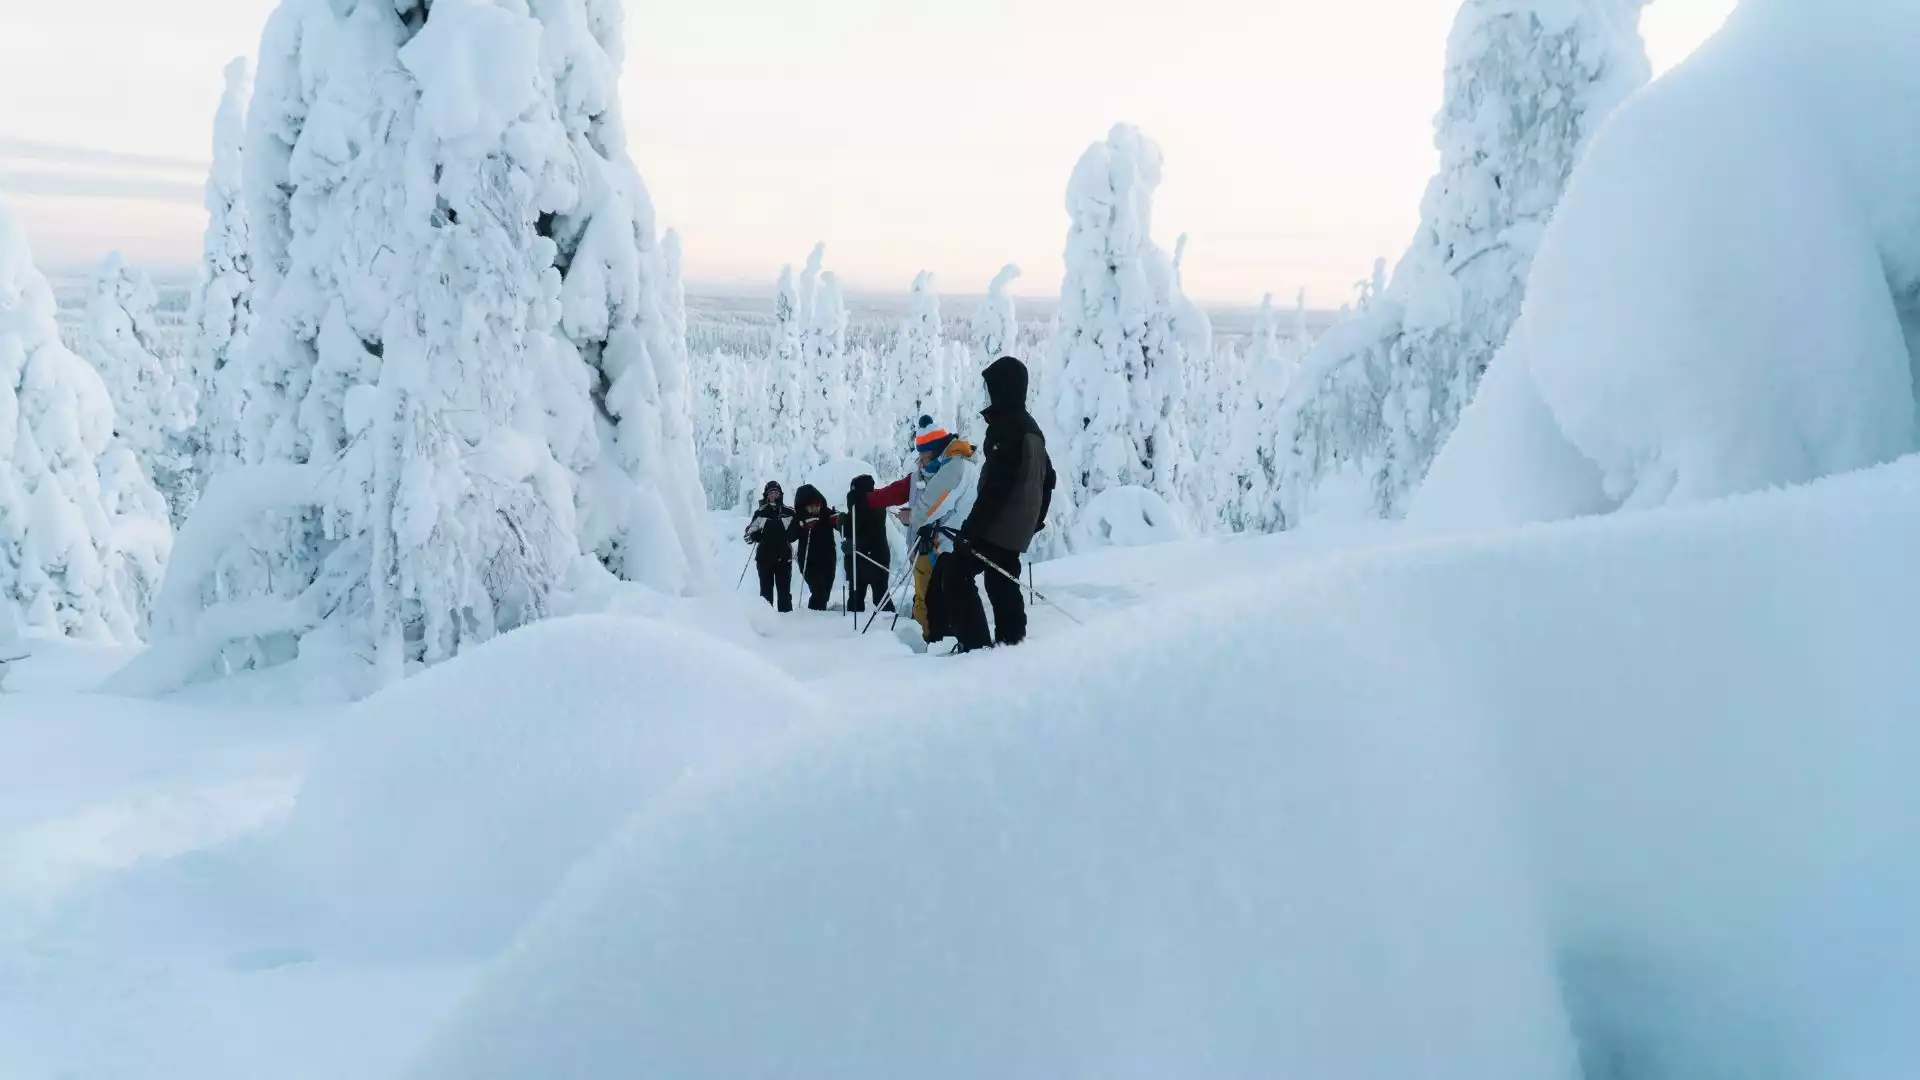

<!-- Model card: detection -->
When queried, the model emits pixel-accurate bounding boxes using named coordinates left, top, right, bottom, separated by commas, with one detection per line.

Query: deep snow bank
left=410, top=456, right=1920, bottom=1078
left=405, top=577, right=1572, bottom=1074
left=1416, top=0, right=1920, bottom=526
left=273, top=615, right=821, bottom=956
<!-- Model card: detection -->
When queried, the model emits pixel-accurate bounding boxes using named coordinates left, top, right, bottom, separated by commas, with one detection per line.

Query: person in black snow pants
left=839, top=474, right=894, bottom=614
left=744, top=481, right=796, bottom=612
left=948, top=356, right=1056, bottom=651
left=790, top=484, right=841, bottom=612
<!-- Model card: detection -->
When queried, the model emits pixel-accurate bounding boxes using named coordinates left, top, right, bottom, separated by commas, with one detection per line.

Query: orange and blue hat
left=912, top=414, right=955, bottom=455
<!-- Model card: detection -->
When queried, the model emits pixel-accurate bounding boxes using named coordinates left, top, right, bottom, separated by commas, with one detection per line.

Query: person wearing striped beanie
left=855, top=415, right=977, bottom=644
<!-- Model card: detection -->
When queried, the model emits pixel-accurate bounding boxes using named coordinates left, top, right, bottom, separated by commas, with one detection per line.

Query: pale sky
left=0, top=0, right=1736, bottom=304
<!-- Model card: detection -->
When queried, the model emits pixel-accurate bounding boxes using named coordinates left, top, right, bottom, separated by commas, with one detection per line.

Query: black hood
left=982, top=356, right=1029, bottom=412
left=793, top=484, right=827, bottom=512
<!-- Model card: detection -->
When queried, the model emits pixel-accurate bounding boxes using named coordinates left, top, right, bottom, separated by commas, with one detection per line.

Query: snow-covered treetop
left=209, top=59, right=251, bottom=213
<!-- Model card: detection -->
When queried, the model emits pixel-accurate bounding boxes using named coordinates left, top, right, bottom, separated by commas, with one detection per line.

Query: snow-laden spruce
left=1045, top=124, right=1211, bottom=553
left=892, top=270, right=947, bottom=431
left=76, top=253, right=198, bottom=527
left=1415, top=0, right=1920, bottom=529
left=745, top=260, right=809, bottom=503
left=801, top=246, right=848, bottom=464
left=963, top=264, right=1021, bottom=424
left=185, top=57, right=255, bottom=497
left=1252, top=0, right=1650, bottom=530
left=170, top=0, right=708, bottom=689
left=0, top=201, right=170, bottom=642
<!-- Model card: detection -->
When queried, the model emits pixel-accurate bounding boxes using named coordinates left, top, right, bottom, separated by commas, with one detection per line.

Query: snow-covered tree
left=805, top=262, right=849, bottom=464
left=1222, top=293, right=1296, bottom=530
left=751, top=263, right=808, bottom=497
left=77, top=253, right=198, bottom=526
left=1253, top=0, right=1651, bottom=529
left=891, top=270, right=946, bottom=428
left=175, top=0, right=709, bottom=688
left=693, top=347, right=736, bottom=509
left=186, top=57, right=255, bottom=493
left=1046, top=124, right=1210, bottom=551
left=0, top=201, right=171, bottom=642
left=960, top=263, right=1021, bottom=423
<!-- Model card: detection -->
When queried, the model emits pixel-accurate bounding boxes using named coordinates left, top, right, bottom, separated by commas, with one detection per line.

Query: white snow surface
left=1417, top=0, right=1920, bottom=526
left=401, top=455, right=1920, bottom=1080
left=1074, top=484, right=1192, bottom=549
left=7, top=456, right=1920, bottom=1077
left=399, top=0, right=543, bottom=148
left=273, top=615, right=819, bottom=955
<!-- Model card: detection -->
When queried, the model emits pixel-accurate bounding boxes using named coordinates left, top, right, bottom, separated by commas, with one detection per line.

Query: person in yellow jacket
left=856, top=416, right=977, bottom=644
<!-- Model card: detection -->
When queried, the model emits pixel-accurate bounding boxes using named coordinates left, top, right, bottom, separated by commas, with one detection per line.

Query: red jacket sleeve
left=865, top=475, right=911, bottom=509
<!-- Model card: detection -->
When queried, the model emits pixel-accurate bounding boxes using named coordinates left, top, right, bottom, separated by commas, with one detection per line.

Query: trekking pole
left=734, top=548, right=754, bottom=590
left=862, top=552, right=917, bottom=635
left=939, top=528, right=1086, bottom=627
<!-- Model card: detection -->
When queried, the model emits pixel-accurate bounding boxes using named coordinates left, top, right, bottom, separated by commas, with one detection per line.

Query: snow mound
left=807, top=457, right=879, bottom=503
left=273, top=615, right=821, bottom=956
left=410, top=453, right=1920, bottom=1078
left=404, top=572, right=1569, bottom=1078
left=1073, top=485, right=1192, bottom=548
left=1416, top=0, right=1920, bottom=525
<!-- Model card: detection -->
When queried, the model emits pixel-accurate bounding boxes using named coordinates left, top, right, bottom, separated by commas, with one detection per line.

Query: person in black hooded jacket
left=839, top=474, right=893, bottom=613
left=948, top=356, right=1055, bottom=650
left=790, top=484, right=841, bottom=611
left=744, top=480, right=796, bottom=612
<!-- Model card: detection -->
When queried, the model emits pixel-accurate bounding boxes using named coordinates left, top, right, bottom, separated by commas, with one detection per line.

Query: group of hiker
left=743, top=356, right=1056, bottom=654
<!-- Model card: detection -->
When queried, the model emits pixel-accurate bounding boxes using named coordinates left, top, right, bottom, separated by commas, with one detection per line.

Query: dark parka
left=790, top=484, right=840, bottom=582
left=960, top=357, right=1055, bottom=553
left=745, top=487, right=796, bottom=566
left=840, top=475, right=891, bottom=572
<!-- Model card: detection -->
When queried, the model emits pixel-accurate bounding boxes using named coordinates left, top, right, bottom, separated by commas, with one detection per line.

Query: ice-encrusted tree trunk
left=1046, top=124, right=1209, bottom=552
left=186, top=58, right=255, bottom=497
left=175, top=0, right=709, bottom=690
left=0, top=202, right=171, bottom=642
left=78, top=253, right=198, bottom=526
left=1253, top=0, right=1650, bottom=530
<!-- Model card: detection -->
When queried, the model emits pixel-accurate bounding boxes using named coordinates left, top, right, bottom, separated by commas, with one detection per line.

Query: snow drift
left=404, top=572, right=1573, bottom=1076
left=273, top=615, right=822, bottom=956
left=1073, top=485, right=1192, bottom=549
left=1416, top=0, right=1920, bottom=526
left=406, top=452, right=1920, bottom=1079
